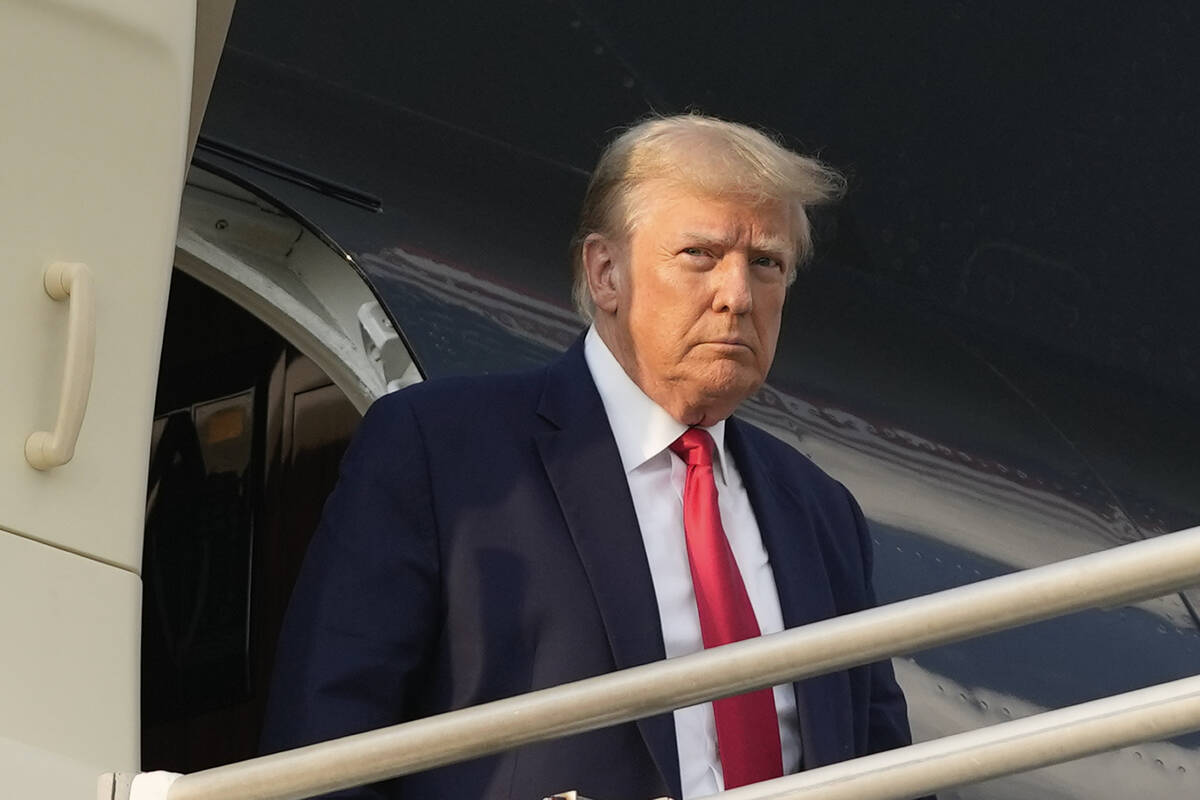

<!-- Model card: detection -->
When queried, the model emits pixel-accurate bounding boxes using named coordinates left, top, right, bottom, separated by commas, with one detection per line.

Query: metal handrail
left=157, top=524, right=1200, bottom=800
left=714, top=673, right=1200, bottom=799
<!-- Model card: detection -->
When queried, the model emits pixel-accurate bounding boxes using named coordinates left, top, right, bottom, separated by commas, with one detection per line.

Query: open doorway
left=141, top=270, right=361, bottom=772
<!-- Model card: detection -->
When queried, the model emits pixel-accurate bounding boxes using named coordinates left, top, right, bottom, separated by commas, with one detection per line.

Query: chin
left=695, top=362, right=763, bottom=412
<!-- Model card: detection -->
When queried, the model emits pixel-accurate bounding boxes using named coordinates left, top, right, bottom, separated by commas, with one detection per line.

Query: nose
left=711, top=256, right=753, bottom=314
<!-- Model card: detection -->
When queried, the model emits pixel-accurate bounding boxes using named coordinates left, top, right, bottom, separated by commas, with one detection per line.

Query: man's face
left=591, top=184, right=793, bottom=426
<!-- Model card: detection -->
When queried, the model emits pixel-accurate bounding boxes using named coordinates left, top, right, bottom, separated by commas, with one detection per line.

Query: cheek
left=626, top=300, right=683, bottom=362
left=631, top=281, right=697, bottom=336
left=755, top=293, right=786, bottom=364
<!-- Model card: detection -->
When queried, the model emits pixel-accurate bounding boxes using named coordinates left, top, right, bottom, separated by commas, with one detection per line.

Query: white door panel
left=0, top=530, right=141, bottom=799
left=0, top=0, right=196, bottom=569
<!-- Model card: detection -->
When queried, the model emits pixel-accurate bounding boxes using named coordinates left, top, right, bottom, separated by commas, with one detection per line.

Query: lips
left=697, top=339, right=754, bottom=356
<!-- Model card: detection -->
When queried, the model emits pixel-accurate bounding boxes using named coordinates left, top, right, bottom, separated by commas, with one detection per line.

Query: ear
left=581, top=232, right=623, bottom=315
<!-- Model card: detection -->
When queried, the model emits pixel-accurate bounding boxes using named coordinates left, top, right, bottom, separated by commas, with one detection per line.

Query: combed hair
left=569, top=113, right=845, bottom=320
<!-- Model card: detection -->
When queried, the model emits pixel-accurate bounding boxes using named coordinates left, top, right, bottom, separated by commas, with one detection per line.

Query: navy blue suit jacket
left=262, top=338, right=915, bottom=799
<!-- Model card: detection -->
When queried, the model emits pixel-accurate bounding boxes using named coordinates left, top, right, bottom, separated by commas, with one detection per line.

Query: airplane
left=2, top=1, right=1198, bottom=798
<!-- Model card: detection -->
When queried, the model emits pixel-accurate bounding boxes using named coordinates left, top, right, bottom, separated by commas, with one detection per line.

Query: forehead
left=633, top=182, right=795, bottom=249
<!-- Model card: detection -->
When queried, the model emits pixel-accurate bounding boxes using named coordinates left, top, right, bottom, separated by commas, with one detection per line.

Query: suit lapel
left=726, top=418, right=853, bottom=768
left=534, top=339, right=682, bottom=799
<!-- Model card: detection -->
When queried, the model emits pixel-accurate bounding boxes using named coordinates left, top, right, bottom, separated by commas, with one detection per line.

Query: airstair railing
left=712, top=673, right=1200, bottom=800
left=115, top=524, right=1200, bottom=800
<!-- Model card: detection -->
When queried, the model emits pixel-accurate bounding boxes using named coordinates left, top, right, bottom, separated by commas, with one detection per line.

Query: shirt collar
left=583, top=326, right=731, bottom=484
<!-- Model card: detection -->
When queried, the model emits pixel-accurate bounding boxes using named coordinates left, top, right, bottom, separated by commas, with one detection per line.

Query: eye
left=679, top=246, right=717, bottom=266
left=752, top=255, right=785, bottom=271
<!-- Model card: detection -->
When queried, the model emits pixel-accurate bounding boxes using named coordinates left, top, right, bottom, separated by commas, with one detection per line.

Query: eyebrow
left=679, top=231, right=792, bottom=260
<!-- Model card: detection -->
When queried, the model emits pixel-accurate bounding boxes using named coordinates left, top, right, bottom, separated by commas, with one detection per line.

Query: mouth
left=698, top=339, right=753, bottom=354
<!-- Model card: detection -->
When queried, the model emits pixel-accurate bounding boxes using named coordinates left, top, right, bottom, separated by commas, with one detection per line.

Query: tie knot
left=669, top=428, right=716, bottom=467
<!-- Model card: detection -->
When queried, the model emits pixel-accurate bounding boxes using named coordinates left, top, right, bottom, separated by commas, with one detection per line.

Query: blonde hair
left=570, top=113, right=845, bottom=320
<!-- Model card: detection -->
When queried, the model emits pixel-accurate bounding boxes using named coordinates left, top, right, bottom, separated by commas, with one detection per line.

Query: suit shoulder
left=363, top=365, right=550, bottom=432
left=733, top=416, right=845, bottom=494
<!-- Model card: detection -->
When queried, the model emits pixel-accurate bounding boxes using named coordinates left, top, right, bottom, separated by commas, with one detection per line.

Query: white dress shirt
left=583, top=327, right=801, bottom=799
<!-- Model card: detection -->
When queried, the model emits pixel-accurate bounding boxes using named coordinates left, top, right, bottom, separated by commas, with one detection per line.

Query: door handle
left=26, top=261, right=96, bottom=470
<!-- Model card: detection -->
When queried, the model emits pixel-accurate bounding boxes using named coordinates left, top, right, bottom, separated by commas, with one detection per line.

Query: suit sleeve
left=260, top=392, right=440, bottom=799
left=845, top=486, right=938, bottom=800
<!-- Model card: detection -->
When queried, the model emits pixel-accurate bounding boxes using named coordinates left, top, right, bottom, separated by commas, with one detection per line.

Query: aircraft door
left=0, top=0, right=197, bottom=567
left=0, top=2, right=211, bottom=797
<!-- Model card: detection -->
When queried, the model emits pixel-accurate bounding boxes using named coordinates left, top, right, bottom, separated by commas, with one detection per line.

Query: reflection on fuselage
left=895, top=659, right=1200, bottom=800
left=738, top=388, right=1195, bottom=627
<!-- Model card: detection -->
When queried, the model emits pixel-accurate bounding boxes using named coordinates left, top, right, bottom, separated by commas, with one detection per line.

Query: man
left=262, top=114, right=917, bottom=799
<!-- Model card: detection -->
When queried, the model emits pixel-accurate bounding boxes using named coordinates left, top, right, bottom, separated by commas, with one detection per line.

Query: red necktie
left=670, top=428, right=784, bottom=789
